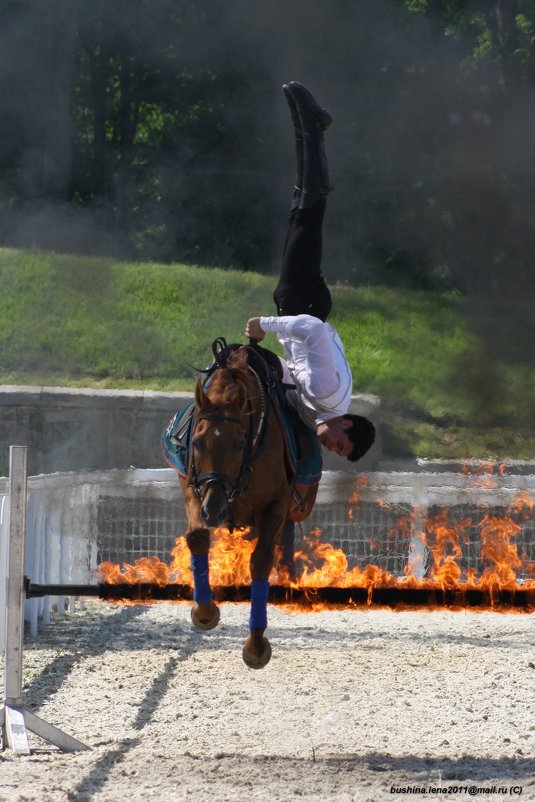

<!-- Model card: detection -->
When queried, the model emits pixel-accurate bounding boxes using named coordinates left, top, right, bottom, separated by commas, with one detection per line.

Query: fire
left=461, top=459, right=503, bottom=476
left=376, top=498, right=393, bottom=509
left=96, top=487, right=535, bottom=609
left=348, top=475, right=368, bottom=521
left=479, top=514, right=522, bottom=589
left=99, top=526, right=255, bottom=588
left=508, top=490, right=534, bottom=517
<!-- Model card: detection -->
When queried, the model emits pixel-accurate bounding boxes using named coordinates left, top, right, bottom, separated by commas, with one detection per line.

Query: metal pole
left=24, top=580, right=535, bottom=611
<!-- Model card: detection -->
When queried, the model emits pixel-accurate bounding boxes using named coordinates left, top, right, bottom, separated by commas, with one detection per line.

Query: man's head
left=317, top=414, right=376, bottom=462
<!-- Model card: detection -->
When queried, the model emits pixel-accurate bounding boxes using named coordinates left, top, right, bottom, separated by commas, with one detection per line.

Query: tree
left=2, top=0, right=535, bottom=297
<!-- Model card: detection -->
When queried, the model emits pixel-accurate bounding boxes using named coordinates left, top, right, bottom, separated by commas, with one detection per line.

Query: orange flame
left=375, top=498, right=391, bottom=509
left=348, top=475, right=368, bottom=520
left=508, top=490, right=534, bottom=518
left=96, top=489, right=535, bottom=608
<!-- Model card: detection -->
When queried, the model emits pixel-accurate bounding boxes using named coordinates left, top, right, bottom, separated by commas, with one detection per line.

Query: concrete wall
left=0, top=386, right=381, bottom=476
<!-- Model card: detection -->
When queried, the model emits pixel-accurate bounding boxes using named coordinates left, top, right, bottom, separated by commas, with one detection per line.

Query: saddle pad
left=161, top=392, right=322, bottom=486
left=161, top=403, right=194, bottom=478
left=272, top=384, right=322, bottom=485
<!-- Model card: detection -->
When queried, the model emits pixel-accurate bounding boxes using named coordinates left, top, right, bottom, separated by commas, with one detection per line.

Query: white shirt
left=259, top=314, right=353, bottom=427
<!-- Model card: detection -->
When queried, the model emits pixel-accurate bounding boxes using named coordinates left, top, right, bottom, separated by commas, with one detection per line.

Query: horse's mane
left=207, top=347, right=251, bottom=406
left=227, top=346, right=249, bottom=372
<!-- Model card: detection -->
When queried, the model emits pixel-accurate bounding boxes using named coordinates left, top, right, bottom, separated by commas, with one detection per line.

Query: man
left=245, top=81, right=375, bottom=464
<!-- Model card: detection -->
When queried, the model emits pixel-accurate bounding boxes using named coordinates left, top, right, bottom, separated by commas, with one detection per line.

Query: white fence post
left=1, top=446, right=89, bottom=754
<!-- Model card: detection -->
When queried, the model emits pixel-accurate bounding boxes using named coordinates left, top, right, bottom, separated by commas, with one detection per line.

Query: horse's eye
left=192, top=436, right=204, bottom=452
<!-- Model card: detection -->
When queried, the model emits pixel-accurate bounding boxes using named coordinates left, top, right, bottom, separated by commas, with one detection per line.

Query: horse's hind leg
left=186, top=527, right=220, bottom=630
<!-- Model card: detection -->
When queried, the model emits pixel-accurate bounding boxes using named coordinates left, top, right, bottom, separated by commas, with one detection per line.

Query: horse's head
left=191, top=371, right=249, bottom=527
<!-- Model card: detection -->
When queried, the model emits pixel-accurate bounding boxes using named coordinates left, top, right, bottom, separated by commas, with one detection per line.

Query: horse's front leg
left=186, top=527, right=220, bottom=629
left=182, top=486, right=220, bottom=630
left=242, top=506, right=286, bottom=670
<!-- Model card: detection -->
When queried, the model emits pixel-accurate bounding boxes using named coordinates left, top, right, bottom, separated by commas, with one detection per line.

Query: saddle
left=162, top=338, right=322, bottom=487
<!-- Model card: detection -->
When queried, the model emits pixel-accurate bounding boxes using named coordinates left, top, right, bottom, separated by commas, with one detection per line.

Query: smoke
left=1, top=2, right=530, bottom=279
left=1, top=1, right=534, bottom=429
left=0, top=1, right=441, bottom=269
left=6, top=200, right=121, bottom=257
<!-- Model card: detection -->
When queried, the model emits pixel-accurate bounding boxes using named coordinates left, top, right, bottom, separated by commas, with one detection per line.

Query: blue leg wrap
left=191, top=554, right=212, bottom=605
left=249, top=578, right=270, bottom=630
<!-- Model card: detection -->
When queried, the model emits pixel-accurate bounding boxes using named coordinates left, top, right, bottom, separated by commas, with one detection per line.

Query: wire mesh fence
left=92, top=470, right=535, bottom=579
left=1, top=466, right=535, bottom=637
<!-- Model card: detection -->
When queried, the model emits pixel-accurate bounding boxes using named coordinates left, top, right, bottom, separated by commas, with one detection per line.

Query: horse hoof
left=242, top=637, right=272, bottom=670
left=191, top=602, right=220, bottom=631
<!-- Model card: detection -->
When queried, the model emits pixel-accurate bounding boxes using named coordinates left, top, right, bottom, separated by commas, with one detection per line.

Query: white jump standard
left=0, top=445, right=89, bottom=754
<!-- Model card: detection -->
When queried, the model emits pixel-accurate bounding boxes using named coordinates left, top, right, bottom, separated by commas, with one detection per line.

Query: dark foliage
left=1, top=0, right=535, bottom=312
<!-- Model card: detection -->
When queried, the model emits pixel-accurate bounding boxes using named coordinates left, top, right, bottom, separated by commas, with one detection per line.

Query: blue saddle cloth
left=162, top=402, right=194, bottom=478
left=162, top=384, right=322, bottom=486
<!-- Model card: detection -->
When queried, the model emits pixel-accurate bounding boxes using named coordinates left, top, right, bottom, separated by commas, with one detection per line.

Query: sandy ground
left=1, top=601, right=534, bottom=802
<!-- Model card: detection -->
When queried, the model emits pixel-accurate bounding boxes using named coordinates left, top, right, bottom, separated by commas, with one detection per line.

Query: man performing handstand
left=164, top=84, right=374, bottom=561
left=245, top=81, right=375, bottom=462
left=245, top=82, right=375, bottom=573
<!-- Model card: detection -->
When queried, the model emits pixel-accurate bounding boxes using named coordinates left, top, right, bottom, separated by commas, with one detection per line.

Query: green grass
left=1, top=247, right=534, bottom=459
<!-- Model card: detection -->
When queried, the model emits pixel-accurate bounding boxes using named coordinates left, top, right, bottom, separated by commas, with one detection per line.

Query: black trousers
left=273, top=199, right=332, bottom=322
left=273, top=201, right=331, bottom=575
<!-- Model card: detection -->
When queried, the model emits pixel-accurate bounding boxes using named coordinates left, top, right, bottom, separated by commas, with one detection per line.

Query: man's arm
left=247, top=314, right=343, bottom=399
left=257, top=314, right=325, bottom=343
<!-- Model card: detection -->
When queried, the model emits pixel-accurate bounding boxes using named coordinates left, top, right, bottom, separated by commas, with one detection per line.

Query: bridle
left=189, top=365, right=268, bottom=509
left=190, top=410, right=252, bottom=505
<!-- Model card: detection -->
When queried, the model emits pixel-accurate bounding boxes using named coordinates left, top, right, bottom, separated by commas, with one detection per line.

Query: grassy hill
left=1, top=247, right=533, bottom=459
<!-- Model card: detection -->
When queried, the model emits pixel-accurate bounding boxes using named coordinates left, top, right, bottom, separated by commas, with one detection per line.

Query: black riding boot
left=282, top=84, right=303, bottom=211
left=283, top=81, right=332, bottom=210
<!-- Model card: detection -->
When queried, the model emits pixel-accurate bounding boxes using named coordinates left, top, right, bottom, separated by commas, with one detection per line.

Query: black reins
left=189, top=339, right=272, bottom=509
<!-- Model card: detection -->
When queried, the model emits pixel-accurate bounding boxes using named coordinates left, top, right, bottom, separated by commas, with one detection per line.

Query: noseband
left=190, top=410, right=253, bottom=505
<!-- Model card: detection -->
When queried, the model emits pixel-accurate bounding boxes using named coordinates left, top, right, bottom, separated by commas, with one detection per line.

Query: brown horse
left=180, top=345, right=307, bottom=669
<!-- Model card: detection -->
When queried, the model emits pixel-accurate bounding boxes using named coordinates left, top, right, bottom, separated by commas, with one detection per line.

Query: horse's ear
left=195, top=379, right=209, bottom=410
